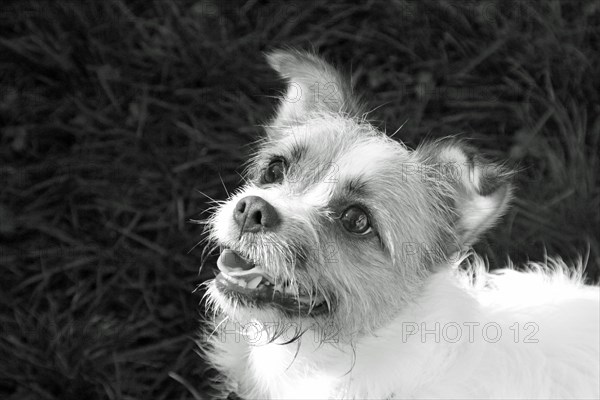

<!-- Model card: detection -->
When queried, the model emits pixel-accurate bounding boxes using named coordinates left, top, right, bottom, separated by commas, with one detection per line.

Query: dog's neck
left=209, top=268, right=485, bottom=399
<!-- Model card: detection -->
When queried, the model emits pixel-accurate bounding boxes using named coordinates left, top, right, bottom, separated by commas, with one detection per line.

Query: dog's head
left=206, top=50, right=512, bottom=339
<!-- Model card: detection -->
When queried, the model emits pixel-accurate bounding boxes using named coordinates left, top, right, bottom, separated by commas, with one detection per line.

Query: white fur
left=207, top=256, right=600, bottom=399
left=203, top=50, right=599, bottom=399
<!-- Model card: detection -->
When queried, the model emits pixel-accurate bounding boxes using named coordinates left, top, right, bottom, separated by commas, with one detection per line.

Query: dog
left=202, top=50, right=600, bottom=399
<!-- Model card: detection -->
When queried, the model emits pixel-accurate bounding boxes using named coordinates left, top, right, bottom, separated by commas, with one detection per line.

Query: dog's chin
left=212, top=247, right=329, bottom=319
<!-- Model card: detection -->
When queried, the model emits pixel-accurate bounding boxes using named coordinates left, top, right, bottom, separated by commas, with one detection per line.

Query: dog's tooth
left=246, top=276, right=262, bottom=289
left=237, top=280, right=247, bottom=288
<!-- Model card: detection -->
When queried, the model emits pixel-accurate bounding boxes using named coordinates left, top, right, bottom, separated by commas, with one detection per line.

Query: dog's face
left=206, top=51, right=511, bottom=339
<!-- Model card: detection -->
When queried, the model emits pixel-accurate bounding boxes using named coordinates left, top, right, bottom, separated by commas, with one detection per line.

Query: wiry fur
left=205, top=256, right=599, bottom=399
left=201, top=50, right=600, bottom=399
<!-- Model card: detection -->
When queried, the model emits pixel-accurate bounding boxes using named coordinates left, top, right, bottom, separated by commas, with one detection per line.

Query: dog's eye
left=340, top=206, right=372, bottom=235
left=261, top=158, right=286, bottom=184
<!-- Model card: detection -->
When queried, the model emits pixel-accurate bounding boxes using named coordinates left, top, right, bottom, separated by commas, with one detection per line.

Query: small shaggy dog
left=203, top=50, right=599, bottom=399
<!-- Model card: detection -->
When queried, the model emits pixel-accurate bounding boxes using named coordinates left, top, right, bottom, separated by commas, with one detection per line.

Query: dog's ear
left=421, top=141, right=513, bottom=249
left=266, top=50, right=360, bottom=126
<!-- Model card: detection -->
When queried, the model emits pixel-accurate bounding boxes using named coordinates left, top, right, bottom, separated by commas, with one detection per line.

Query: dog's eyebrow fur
left=288, top=142, right=306, bottom=163
left=254, top=142, right=305, bottom=172
left=341, top=176, right=369, bottom=199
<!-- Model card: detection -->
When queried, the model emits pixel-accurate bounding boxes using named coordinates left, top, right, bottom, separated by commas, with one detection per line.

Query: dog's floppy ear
left=422, top=141, right=513, bottom=249
left=266, top=49, right=360, bottom=126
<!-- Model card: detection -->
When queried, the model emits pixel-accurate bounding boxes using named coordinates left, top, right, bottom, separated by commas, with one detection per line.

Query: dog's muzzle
left=214, top=248, right=327, bottom=315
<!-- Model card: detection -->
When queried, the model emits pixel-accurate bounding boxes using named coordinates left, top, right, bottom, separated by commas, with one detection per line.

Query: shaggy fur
left=202, top=50, right=600, bottom=399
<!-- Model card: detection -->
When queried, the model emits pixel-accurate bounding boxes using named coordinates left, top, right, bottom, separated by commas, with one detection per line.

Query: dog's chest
left=223, top=333, right=422, bottom=399
left=240, top=340, right=348, bottom=399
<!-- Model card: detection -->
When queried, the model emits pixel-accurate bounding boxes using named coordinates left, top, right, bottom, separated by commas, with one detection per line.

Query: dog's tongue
left=217, top=249, right=255, bottom=273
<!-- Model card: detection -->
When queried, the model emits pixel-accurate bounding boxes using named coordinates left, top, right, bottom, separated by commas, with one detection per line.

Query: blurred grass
left=0, top=0, right=598, bottom=398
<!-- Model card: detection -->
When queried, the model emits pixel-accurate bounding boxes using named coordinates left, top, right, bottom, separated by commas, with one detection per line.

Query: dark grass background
left=1, top=0, right=599, bottom=399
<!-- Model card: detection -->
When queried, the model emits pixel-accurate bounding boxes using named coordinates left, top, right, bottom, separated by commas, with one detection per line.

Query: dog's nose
left=233, top=196, right=280, bottom=233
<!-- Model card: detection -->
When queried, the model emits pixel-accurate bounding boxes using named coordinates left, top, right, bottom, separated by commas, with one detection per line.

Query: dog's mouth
left=215, top=247, right=327, bottom=315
